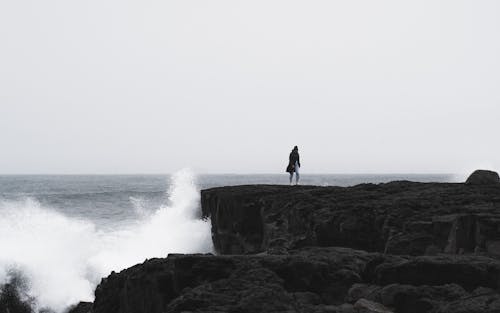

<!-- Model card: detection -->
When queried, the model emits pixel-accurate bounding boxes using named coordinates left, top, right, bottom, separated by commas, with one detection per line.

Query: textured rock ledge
left=201, top=181, right=500, bottom=256
left=90, top=248, right=500, bottom=313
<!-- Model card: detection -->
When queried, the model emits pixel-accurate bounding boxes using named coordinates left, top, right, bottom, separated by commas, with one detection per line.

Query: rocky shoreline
left=3, top=170, right=500, bottom=313
left=201, top=171, right=500, bottom=257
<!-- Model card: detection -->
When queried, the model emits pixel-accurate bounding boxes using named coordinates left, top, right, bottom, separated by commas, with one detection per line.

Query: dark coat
left=286, top=150, right=300, bottom=173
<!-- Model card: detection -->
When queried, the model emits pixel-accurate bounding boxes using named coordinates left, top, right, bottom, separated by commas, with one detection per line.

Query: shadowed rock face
left=66, top=171, right=500, bottom=313
left=92, top=248, right=372, bottom=313
left=201, top=182, right=500, bottom=256
left=89, top=248, right=500, bottom=313
left=67, top=302, right=92, bottom=313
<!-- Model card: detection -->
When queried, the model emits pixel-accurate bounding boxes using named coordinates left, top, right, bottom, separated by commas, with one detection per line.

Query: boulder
left=466, top=170, right=500, bottom=185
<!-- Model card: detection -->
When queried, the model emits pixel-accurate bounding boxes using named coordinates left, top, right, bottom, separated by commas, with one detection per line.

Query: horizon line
left=0, top=172, right=458, bottom=176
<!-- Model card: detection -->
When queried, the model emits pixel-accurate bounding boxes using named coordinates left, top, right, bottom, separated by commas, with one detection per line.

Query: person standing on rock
left=286, top=146, right=301, bottom=185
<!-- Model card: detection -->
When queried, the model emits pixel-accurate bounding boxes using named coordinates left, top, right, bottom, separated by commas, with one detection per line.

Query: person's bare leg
left=295, top=161, right=300, bottom=185
left=289, top=173, right=293, bottom=185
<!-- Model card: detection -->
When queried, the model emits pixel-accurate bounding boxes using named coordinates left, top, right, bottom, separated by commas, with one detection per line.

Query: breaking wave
left=0, top=169, right=213, bottom=312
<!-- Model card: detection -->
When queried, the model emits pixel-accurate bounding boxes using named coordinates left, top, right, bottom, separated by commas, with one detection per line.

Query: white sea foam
left=0, top=169, right=213, bottom=313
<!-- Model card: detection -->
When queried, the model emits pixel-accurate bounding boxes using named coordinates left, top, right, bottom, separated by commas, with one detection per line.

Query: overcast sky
left=0, top=0, right=499, bottom=174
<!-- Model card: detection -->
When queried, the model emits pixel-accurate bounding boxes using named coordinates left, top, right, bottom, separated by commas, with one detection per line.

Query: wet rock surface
left=30, top=170, right=500, bottom=313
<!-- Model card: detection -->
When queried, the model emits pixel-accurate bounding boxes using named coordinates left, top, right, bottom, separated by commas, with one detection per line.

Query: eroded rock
left=201, top=181, right=500, bottom=256
left=93, top=248, right=376, bottom=313
left=89, top=248, right=500, bottom=313
left=67, top=302, right=92, bottom=313
left=353, top=299, right=393, bottom=313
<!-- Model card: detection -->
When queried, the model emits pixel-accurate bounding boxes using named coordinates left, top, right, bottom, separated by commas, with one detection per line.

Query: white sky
left=0, top=0, right=499, bottom=174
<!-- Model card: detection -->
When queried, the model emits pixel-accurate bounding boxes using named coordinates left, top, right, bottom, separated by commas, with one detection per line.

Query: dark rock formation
left=201, top=181, right=500, bottom=256
left=81, top=170, right=500, bottom=313
left=0, top=272, right=36, bottom=313
left=67, top=302, right=92, bottom=313
left=353, top=298, right=393, bottom=313
left=90, top=248, right=500, bottom=313
left=92, top=248, right=373, bottom=313
left=466, top=170, right=500, bottom=185
left=0, top=283, right=32, bottom=313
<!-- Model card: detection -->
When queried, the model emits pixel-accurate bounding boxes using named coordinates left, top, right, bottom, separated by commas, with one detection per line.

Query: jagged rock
left=66, top=302, right=92, bottom=313
left=92, top=248, right=377, bottom=313
left=436, top=288, right=500, bottom=313
left=384, top=232, right=434, bottom=255
left=466, top=170, right=500, bottom=185
left=371, top=255, right=500, bottom=290
left=166, top=268, right=296, bottom=312
left=346, top=284, right=382, bottom=303
left=353, top=299, right=393, bottom=313
left=434, top=214, right=477, bottom=254
left=0, top=280, right=33, bottom=313
left=347, top=283, right=467, bottom=313
left=201, top=181, right=500, bottom=256
left=89, top=248, right=500, bottom=313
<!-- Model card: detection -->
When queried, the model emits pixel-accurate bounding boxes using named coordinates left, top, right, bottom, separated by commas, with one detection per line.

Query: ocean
left=0, top=171, right=455, bottom=312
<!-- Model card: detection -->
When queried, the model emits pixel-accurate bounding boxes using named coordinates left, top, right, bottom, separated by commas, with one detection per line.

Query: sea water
left=0, top=171, right=454, bottom=312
